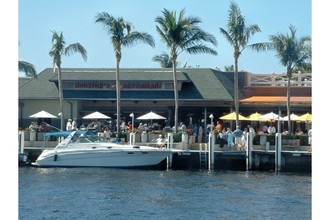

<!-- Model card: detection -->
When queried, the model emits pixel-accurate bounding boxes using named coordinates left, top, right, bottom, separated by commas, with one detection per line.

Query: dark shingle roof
left=59, top=68, right=189, bottom=82
left=19, top=68, right=236, bottom=101
left=181, top=69, right=233, bottom=100
left=19, top=68, right=59, bottom=99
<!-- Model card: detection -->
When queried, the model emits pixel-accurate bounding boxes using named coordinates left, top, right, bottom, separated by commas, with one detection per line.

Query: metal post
left=129, top=133, right=135, bottom=145
left=19, top=131, right=25, bottom=154
left=208, top=133, right=214, bottom=170
left=211, top=133, right=214, bottom=168
left=18, top=131, right=27, bottom=166
left=275, top=133, right=282, bottom=172
left=167, top=133, right=173, bottom=169
left=277, top=109, right=281, bottom=133
left=203, top=107, right=207, bottom=141
left=208, top=134, right=211, bottom=170
left=129, top=113, right=135, bottom=144
left=208, top=114, right=214, bottom=170
left=246, top=132, right=253, bottom=171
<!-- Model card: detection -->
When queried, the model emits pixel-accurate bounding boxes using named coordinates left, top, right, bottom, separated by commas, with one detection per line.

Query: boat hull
left=33, top=148, right=172, bottom=168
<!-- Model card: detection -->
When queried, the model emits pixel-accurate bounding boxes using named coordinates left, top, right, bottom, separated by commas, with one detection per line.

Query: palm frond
left=186, top=45, right=218, bottom=55
left=123, top=32, right=155, bottom=48
left=65, top=43, right=88, bottom=61
left=152, top=52, right=173, bottom=68
left=18, top=61, right=37, bottom=79
left=248, top=42, right=274, bottom=52
left=219, top=28, right=234, bottom=47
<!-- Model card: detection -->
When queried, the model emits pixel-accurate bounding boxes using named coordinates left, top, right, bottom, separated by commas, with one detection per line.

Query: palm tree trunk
left=172, top=56, right=179, bottom=133
left=57, top=65, right=64, bottom=131
left=287, top=72, right=292, bottom=134
left=116, top=59, right=121, bottom=133
left=234, top=54, right=239, bottom=127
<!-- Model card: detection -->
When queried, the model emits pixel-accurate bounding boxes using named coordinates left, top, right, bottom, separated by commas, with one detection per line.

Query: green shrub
left=253, top=134, right=309, bottom=145
left=171, top=133, right=183, bottom=142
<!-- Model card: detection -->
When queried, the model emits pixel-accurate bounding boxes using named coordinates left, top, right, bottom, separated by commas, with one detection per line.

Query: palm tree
left=219, top=2, right=267, bottom=127
left=18, top=61, right=37, bottom=79
left=95, top=12, right=155, bottom=133
left=268, top=25, right=311, bottom=134
left=155, top=8, right=217, bottom=132
left=49, top=30, right=87, bottom=131
left=224, top=65, right=234, bottom=72
left=152, top=52, right=173, bottom=68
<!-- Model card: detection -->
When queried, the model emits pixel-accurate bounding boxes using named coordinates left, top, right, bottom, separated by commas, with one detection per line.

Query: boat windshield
left=69, top=131, right=108, bottom=144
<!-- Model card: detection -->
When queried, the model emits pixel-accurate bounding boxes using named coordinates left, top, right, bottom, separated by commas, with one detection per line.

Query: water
left=19, top=167, right=311, bottom=220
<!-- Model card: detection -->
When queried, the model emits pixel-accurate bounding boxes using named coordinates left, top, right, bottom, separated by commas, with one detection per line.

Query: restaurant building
left=18, top=68, right=311, bottom=130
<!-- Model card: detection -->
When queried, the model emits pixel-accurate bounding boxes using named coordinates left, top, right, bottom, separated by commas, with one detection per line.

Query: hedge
left=253, top=134, right=309, bottom=146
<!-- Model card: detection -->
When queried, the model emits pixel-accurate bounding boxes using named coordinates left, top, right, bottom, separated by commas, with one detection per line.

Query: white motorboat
left=32, top=130, right=173, bottom=168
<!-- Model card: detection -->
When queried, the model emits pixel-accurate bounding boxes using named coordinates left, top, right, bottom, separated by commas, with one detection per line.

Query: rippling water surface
left=19, top=167, right=311, bottom=219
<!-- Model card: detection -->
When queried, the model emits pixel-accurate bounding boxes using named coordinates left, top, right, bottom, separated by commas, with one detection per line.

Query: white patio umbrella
left=82, top=111, right=111, bottom=119
left=29, top=110, right=57, bottom=119
left=281, top=113, right=299, bottom=121
left=137, top=111, right=166, bottom=120
left=258, top=112, right=282, bottom=121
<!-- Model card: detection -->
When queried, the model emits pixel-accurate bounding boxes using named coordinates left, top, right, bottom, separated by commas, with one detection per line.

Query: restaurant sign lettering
left=63, top=81, right=166, bottom=90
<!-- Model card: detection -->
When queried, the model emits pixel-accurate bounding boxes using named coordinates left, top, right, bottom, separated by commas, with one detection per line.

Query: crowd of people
left=214, top=124, right=253, bottom=151
left=28, top=121, right=53, bottom=132
left=29, top=117, right=311, bottom=149
left=210, top=121, right=312, bottom=151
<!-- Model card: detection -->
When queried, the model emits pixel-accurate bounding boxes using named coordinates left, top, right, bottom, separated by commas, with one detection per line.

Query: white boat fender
left=54, top=153, right=58, bottom=161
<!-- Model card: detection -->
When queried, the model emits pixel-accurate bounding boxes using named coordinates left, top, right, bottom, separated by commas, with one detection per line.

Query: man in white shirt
left=268, top=124, right=276, bottom=134
left=66, top=119, right=72, bottom=131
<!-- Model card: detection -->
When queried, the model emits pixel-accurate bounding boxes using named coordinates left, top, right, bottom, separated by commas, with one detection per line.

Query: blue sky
left=18, top=0, right=312, bottom=76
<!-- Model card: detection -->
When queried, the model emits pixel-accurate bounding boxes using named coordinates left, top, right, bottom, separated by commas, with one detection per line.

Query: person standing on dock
left=104, top=127, right=112, bottom=141
left=241, top=127, right=248, bottom=150
left=219, top=128, right=226, bottom=149
left=268, top=124, right=276, bottom=134
left=29, top=122, right=38, bottom=131
left=214, top=121, right=222, bottom=134
left=66, top=119, right=72, bottom=131
left=226, top=128, right=234, bottom=149
left=233, top=126, right=243, bottom=150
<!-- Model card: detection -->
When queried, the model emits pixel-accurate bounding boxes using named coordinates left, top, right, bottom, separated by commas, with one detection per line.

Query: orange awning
left=240, top=96, right=311, bottom=103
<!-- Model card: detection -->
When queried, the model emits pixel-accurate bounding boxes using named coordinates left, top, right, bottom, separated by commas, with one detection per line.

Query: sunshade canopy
left=258, top=112, right=282, bottom=121
left=29, top=110, right=57, bottom=118
left=247, top=112, right=262, bottom=121
left=281, top=113, right=299, bottom=121
left=137, top=111, right=166, bottom=120
left=296, top=113, right=312, bottom=122
left=219, top=112, right=248, bottom=121
left=82, top=111, right=111, bottom=119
